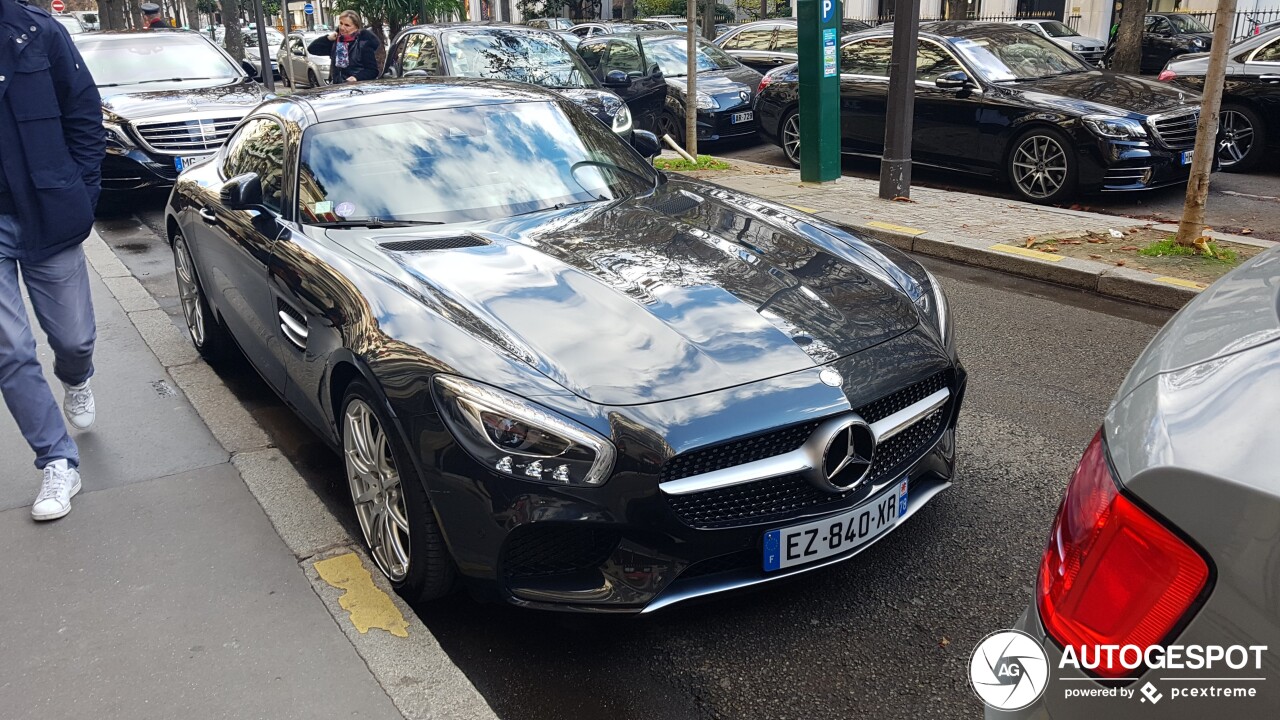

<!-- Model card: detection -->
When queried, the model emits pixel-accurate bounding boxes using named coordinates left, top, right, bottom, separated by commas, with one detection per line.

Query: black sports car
left=165, top=78, right=965, bottom=613
left=756, top=23, right=1204, bottom=204
left=382, top=24, right=637, bottom=137
left=1159, top=26, right=1280, bottom=172
left=73, top=31, right=267, bottom=194
left=578, top=31, right=762, bottom=144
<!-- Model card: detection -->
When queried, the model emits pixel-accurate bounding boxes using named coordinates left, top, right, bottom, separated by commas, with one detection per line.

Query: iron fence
left=852, top=10, right=1060, bottom=25
left=1166, top=9, right=1280, bottom=41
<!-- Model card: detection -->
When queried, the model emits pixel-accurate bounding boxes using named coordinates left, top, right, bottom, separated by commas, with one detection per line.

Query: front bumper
left=1078, top=136, right=1203, bottom=193
left=699, top=104, right=760, bottom=143
left=413, top=356, right=967, bottom=613
left=102, top=148, right=184, bottom=192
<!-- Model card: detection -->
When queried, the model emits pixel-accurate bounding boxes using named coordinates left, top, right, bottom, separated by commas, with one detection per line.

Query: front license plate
left=763, top=479, right=908, bottom=572
left=1180, top=150, right=1193, bottom=165
left=731, top=110, right=754, bottom=124
left=175, top=155, right=211, bottom=172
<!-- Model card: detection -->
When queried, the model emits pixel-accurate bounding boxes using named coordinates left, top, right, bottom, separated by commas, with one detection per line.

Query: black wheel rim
left=782, top=114, right=800, bottom=165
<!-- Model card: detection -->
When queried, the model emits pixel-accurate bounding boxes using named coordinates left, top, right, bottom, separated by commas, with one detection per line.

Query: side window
left=916, top=41, right=963, bottom=82
left=840, top=38, right=893, bottom=77
left=773, top=27, right=799, bottom=53
left=577, top=40, right=608, bottom=72
left=1253, top=38, right=1280, bottom=63
left=603, top=38, right=644, bottom=75
left=723, top=27, right=775, bottom=51
left=291, top=37, right=304, bottom=55
left=402, top=34, right=438, bottom=73
left=222, top=118, right=286, bottom=214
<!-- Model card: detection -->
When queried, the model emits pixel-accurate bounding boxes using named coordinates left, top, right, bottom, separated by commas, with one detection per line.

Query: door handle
left=198, top=208, right=217, bottom=223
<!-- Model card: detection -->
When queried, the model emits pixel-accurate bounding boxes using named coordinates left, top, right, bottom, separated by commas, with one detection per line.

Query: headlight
left=916, top=269, right=952, bottom=348
left=1071, top=42, right=1085, bottom=51
left=102, top=121, right=135, bottom=151
left=695, top=91, right=718, bottom=110
left=433, top=375, right=616, bottom=487
left=1190, top=38, right=1206, bottom=48
left=1082, top=114, right=1147, bottom=139
left=611, top=103, right=633, bottom=134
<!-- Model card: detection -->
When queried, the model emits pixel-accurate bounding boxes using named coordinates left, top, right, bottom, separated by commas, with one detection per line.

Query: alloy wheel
left=344, top=399, right=411, bottom=582
left=1217, top=109, right=1254, bottom=168
left=1011, top=134, right=1068, bottom=200
left=658, top=113, right=683, bottom=144
left=172, top=235, right=205, bottom=347
left=782, top=112, right=800, bottom=165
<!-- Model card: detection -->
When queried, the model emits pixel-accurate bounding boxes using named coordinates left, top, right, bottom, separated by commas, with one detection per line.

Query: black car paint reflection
left=166, top=78, right=965, bottom=612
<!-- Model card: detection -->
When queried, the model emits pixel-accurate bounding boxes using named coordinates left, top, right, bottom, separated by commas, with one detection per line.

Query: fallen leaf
left=1024, top=237, right=1036, bottom=248
left=940, top=637, right=951, bottom=648
left=1241, top=228, right=1253, bottom=235
left=892, top=196, right=913, bottom=203
left=1069, top=204, right=1083, bottom=210
left=1087, top=238, right=1108, bottom=244
left=1116, top=260, right=1126, bottom=266
left=1120, top=245, right=1139, bottom=251
left=1090, top=254, right=1102, bottom=259
left=1040, top=246, right=1059, bottom=253
left=1061, top=239, right=1083, bottom=245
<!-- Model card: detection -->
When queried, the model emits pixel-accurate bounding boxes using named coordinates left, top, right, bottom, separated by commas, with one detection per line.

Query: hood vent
left=648, top=191, right=703, bottom=217
left=378, top=236, right=489, bottom=252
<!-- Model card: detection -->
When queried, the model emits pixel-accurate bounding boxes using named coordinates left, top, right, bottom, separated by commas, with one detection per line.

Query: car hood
left=666, top=67, right=761, bottom=106
left=99, top=78, right=265, bottom=121
left=556, top=87, right=623, bottom=121
left=352, top=180, right=923, bottom=405
left=1007, top=70, right=1199, bottom=116
left=1114, top=245, right=1280, bottom=405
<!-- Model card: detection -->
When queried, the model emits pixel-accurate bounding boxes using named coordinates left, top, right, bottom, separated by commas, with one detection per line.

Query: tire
left=1218, top=103, right=1265, bottom=172
left=281, top=69, right=291, bottom=88
left=171, top=230, right=234, bottom=363
left=779, top=108, right=801, bottom=167
left=307, top=70, right=320, bottom=89
left=1006, top=127, right=1078, bottom=205
left=341, top=380, right=456, bottom=603
left=657, top=111, right=685, bottom=147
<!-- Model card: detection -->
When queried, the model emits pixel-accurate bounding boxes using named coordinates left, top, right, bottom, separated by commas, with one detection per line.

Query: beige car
left=277, top=31, right=331, bottom=88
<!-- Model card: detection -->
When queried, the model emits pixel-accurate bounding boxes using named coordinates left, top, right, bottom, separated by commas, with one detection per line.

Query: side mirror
left=221, top=172, right=263, bottom=210
left=631, top=129, right=661, bottom=158
left=935, top=71, right=972, bottom=90
left=241, top=60, right=260, bottom=79
left=647, top=62, right=662, bottom=77
left=603, top=69, right=633, bottom=87
left=404, top=69, right=431, bottom=77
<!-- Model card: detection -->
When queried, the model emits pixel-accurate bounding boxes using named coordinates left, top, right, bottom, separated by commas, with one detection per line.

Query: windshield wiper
left=508, top=197, right=608, bottom=218
left=314, top=219, right=445, bottom=228
left=129, top=77, right=226, bottom=85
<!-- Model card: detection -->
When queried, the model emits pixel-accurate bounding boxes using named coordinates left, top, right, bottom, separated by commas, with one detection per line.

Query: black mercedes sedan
left=73, top=31, right=267, bottom=195
left=715, top=18, right=872, bottom=73
left=756, top=23, right=1204, bottom=204
left=1159, top=26, right=1280, bottom=172
left=382, top=24, right=636, bottom=137
left=580, top=31, right=762, bottom=144
left=165, top=78, right=965, bottom=613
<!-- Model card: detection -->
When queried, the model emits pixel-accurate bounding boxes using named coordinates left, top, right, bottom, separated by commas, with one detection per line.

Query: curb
left=81, top=230, right=498, bottom=720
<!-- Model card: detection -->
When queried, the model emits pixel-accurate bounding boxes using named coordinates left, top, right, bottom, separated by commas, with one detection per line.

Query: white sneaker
left=32, top=459, right=82, bottom=521
left=62, top=379, right=95, bottom=430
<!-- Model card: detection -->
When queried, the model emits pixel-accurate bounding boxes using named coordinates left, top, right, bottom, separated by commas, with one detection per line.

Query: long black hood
left=100, top=78, right=265, bottom=121
left=1008, top=70, right=1199, bottom=116
left=343, top=180, right=923, bottom=406
left=667, top=66, right=762, bottom=109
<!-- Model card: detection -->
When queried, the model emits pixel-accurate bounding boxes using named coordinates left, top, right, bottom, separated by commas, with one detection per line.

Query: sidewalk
left=0, top=233, right=496, bottom=720
left=671, top=157, right=1276, bottom=309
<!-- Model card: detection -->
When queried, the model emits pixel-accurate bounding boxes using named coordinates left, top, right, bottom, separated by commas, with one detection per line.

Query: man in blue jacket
left=0, top=0, right=105, bottom=521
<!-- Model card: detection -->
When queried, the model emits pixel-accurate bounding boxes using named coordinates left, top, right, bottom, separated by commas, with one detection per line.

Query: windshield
left=950, top=29, right=1089, bottom=81
left=1167, top=14, right=1211, bottom=33
left=55, top=16, right=84, bottom=34
left=1039, top=21, right=1080, bottom=38
left=644, top=36, right=739, bottom=76
left=297, top=101, right=656, bottom=225
left=442, top=29, right=595, bottom=89
left=244, top=29, right=285, bottom=48
left=76, top=35, right=242, bottom=86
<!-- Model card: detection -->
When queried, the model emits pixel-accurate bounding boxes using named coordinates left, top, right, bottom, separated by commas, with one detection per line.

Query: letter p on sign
left=822, top=0, right=834, bottom=21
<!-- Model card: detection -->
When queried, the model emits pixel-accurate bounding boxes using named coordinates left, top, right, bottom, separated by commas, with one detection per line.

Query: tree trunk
left=760, top=0, right=767, bottom=20
left=702, top=0, right=714, bottom=40
left=685, top=0, right=697, bottom=155
left=97, top=0, right=127, bottom=30
left=221, top=0, right=244, bottom=60
left=125, top=0, right=143, bottom=29
left=1175, top=0, right=1236, bottom=249
left=184, top=0, right=199, bottom=29
left=1110, top=0, right=1145, bottom=75
left=944, top=0, right=966, bottom=21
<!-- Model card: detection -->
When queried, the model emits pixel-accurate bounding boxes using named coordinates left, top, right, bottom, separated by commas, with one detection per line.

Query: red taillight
left=1157, top=69, right=1176, bottom=82
left=1037, top=430, right=1210, bottom=679
left=758, top=74, right=773, bottom=93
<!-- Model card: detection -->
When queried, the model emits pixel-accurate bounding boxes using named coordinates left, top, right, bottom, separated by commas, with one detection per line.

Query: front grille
left=660, top=420, right=821, bottom=484
left=379, top=236, right=488, bottom=252
left=134, top=116, right=242, bottom=154
left=855, top=371, right=947, bottom=424
left=502, top=525, right=621, bottom=579
left=679, top=549, right=758, bottom=579
left=1149, top=109, right=1200, bottom=151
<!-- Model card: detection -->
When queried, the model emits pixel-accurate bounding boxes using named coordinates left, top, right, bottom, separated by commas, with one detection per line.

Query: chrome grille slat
left=1149, top=109, right=1201, bottom=151
left=134, top=115, right=241, bottom=155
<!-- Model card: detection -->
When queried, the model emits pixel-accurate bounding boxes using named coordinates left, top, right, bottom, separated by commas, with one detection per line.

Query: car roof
left=73, top=29, right=211, bottom=42
left=286, top=76, right=563, bottom=123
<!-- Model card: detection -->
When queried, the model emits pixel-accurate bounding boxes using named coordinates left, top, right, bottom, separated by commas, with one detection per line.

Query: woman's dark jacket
left=307, top=29, right=381, bottom=82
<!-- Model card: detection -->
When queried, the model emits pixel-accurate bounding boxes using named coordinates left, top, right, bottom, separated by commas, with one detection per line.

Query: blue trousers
left=0, top=214, right=96, bottom=469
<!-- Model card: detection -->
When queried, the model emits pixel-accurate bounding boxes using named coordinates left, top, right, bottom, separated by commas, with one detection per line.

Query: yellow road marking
left=866, top=221, right=926, bottom=236
left=989, top=243, right=1065, bottom=262
left=315, top=553, right=409, bottom=638
left=1155, top=276, right=1207, bottom=290
left=786, top=204, right=818, bottom=213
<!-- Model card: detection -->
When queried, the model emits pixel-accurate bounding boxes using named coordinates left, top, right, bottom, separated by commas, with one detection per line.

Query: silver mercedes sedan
left=988, top=245, right=1280, bottom=718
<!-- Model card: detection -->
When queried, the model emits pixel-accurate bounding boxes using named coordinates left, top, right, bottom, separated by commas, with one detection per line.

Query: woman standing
left=307, top=11, right=382, bottom=83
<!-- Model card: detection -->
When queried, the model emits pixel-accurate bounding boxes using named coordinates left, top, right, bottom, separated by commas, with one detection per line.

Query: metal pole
left=283, top=1, right=292, bottom=35
left=879, top=0, right=921, bottom=200
left=252, top=0, right=276, bottom=92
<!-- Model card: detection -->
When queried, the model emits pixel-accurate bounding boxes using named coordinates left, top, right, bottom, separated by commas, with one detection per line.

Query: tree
left=96, top=0, right=130, bottom=30
left=517, top=0, right=569, bottom=19
left=1110, top=0, right=1144, bottom=75
left=221, top=0, right=245, bottom=59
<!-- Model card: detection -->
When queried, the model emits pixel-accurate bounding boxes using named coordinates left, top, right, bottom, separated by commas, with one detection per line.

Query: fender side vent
left=379, top=236, right=489, bottom=252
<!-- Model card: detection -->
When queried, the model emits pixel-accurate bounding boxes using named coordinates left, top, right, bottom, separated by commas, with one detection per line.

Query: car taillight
left=758, top=74, right=772, bottom=93
left=1157, top=69, right=1176, bottom=82
left=1037, top=429, right=1210, bottom=679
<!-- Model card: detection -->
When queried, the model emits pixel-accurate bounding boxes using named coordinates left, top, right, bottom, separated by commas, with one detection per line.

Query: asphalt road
left=718, top=140, right=1280, bottom=242
left=100, top=199, right=1172, bottom=720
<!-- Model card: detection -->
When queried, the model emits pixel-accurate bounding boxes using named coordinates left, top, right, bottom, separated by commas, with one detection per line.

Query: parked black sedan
left=165, top=78, right=965, bottom=613
left=581, top=31, right=762, bottom=144
left=756, top=23, right=1204, bottom=204
left=1159, top=26, right=1280, bottom=171
left=73, top=31, right=266, bottom=194
left=715, top=18, right=872, bottom=73
left=382, top=24, right=636, bottom=136
left=1103, top=13, right=1215, bottom=74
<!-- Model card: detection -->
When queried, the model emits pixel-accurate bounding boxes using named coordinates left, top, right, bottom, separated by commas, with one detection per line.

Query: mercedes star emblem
left=819, top=367, right=842, bottom=387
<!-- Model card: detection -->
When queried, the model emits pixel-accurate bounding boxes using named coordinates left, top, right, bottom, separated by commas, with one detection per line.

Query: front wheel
left=307, top=69, right=320, bottom=88
left=342, top=381, right=455, bottom=603
left=779, top=108, right=801, bottom=167
left=1218, top=104, right=1265, bottom=172
left=172, top=231, right=234, bottom=363
left=658, top=111, right=685, bottom=146
left=1007, top=128, right=1077, bottom=205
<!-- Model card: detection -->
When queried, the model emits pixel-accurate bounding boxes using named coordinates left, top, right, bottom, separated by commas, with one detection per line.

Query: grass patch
left=654, top=155, right=731, bottom=171
left=1139, top=237, right=1238, bottom=264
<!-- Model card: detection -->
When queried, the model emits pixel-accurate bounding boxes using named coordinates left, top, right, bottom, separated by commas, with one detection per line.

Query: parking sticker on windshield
left=313, top=201, right=333, bottom=215
left=335, top=201, right=356, bottom=217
